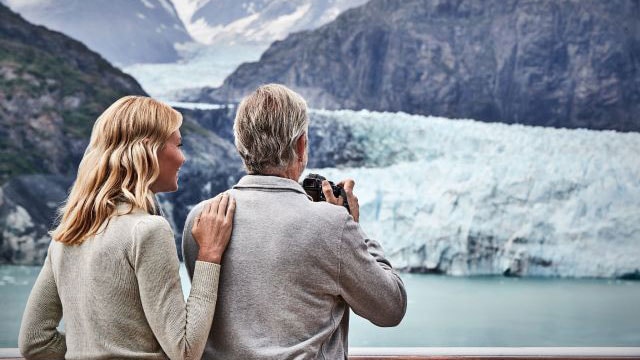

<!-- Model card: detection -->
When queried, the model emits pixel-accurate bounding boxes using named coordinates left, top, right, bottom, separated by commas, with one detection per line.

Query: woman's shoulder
left=107, top=205, right=173, bottom=240
left=116, top=211, right=171, bottom=234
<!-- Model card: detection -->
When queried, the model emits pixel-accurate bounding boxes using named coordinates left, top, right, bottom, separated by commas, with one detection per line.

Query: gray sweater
left=183, top=175, right=407, bottom=360
left=19, top=204, right=221, bottom=360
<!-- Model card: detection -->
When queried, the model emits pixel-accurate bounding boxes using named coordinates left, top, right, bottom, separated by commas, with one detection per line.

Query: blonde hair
left=51, top=96, right=182, bottom=245
left=234, top=84, right=308, bottom=174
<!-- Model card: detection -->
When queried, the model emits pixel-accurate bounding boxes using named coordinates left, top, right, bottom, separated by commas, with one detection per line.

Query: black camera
left=301, top=173, right=350, bottom=213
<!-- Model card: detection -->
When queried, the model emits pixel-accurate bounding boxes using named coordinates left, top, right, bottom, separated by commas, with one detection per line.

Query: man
left=183, top=84, right=407, bottom=359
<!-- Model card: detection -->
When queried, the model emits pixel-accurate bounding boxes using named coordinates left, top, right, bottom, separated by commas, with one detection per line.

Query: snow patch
left=140, top=0, right=155, bottom=9
left=3, top=0, right=52, bottom=9
left=158, top=0, right=178, bottom=17
left=257, top=3, right=312, bottom=41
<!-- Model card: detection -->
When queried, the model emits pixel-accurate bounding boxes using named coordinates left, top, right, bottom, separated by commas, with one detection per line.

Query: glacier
left=304, top=109, right=640, bottom=278
left=123, top=43, right=265, bottom=98
left=124, top=0, right=369, bottom=98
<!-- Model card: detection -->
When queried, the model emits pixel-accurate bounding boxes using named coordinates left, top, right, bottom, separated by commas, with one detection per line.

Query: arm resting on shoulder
left=181, top=202, right=203, bottom=280
left=132, top=217, right=219, bottom=360
left=18, top=250, right=66, bottom=360
left=338, top=216, right=407, bottom=327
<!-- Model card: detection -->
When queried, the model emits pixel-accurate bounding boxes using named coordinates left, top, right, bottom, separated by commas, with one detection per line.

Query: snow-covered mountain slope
left=125, top=1, right=369, bottom=97
left=305, top=109, right=640, bottom=278
left=171, top=0, right=368, bottom=45
left=3, top=0, right=191, bottom=65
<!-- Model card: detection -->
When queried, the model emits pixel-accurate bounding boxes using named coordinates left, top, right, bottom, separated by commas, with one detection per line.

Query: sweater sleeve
left=181, top=201, right=205, bottom=281
left=131, top=216, right=220, bottom=360
left=337, top=216, right=408, bottom=327
left=18, top=247, right=66, bottom=360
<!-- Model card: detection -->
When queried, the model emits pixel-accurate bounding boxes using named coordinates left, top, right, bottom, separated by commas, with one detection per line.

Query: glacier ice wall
left=306, top=110, right=640, bottom=278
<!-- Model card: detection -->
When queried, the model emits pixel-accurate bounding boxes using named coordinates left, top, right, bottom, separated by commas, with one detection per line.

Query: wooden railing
left=349, top=348, right=640, bottom=359
left=2, top=347, right=639, bottom=359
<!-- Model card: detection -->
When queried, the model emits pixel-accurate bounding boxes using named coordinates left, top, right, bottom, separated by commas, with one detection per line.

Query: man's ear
left=296, top=132, right=307, bottom=160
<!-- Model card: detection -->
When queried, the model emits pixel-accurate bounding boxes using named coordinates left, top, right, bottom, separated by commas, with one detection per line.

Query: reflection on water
left=2, top=265, right=640, bottom=347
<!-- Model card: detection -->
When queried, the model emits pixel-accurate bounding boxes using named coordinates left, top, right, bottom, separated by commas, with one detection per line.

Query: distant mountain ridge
left=2, top=0, right=192, bottom=65
left=190, top=0, right=640, bottom=132
left=174, top=0, right=368, bottom=45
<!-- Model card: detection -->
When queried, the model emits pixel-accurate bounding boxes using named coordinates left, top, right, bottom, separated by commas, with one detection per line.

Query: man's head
left=234, top=84, right=309, bottom=177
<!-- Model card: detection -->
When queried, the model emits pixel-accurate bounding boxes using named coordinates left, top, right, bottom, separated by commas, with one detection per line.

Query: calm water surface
left=1, top=265, right=639, bottom=347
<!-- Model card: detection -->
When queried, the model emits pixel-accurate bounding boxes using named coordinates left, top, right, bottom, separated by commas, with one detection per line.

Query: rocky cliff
left=0, top=3, right=144, bottom=263
left=191, top=0, right=640, bottom=132
left=0, top=4, right=241, bottom=264
left=0, top=3, right=146, bottom=184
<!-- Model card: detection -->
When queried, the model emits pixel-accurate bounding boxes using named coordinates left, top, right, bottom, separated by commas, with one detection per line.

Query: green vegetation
left=0, top=7, right=146, bottom=185
left=180, top=118, right=211, bottom=137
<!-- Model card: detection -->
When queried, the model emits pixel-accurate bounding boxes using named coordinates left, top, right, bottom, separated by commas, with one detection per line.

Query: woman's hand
left=192, top=193, right=236, bottom=264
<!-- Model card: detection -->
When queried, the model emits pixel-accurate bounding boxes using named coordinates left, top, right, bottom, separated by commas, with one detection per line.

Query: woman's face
left=151, top=129, right=185, bottom=193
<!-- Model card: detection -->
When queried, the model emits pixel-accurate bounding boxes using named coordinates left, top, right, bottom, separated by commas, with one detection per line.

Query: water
left=2, top=265, right=639, bottom=348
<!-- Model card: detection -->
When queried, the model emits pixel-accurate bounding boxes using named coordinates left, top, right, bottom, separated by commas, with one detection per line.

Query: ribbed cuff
left=190, top=261, right=221, bottom=302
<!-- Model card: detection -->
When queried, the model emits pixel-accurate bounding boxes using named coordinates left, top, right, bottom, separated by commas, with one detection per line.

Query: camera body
left=301, top=173, right=350, bottom=213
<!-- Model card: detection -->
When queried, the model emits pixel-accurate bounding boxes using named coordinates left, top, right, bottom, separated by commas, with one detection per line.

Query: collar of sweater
left=233, top=174, right=311, bottom=200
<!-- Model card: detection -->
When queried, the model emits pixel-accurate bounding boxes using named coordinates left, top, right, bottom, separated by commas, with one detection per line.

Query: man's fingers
left=322, top=180, right=338, bottom=204
left=338, top=179, right=355, bottom=194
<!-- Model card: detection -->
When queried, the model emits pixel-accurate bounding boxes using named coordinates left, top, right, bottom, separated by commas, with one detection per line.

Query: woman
left=18, top=96, right=234, bottom=360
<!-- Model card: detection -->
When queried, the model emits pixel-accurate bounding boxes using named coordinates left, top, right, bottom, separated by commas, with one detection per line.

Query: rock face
left=3, top=0, right=191, bottom=65
left=0, top=3, right=145, bottom=263
left=0, top=3, right=146, bottom=184
left=0, top=175, right=72, bottom=264
left=192, top=0, right=640, bottom=132
left=0, top=4, right=242, bottom=264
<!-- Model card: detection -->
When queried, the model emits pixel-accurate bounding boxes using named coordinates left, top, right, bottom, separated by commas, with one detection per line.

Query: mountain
left=0, top=4, right=241, bottom=264
left=172, top=0, right=368, bottom=45
left=0, top=2, right=145, bottom=263
left=0, top=2, right=146, bottom=184
left=190, top=0, right=640, bottom=132
left=2, top=0, right=192, bottom=66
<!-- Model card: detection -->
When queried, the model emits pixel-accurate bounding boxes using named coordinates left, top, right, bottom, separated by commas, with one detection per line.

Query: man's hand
left=322, top=179, right=360, bottom=222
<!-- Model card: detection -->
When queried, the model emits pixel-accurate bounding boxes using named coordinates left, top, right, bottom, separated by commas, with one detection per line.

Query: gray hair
left=233, top=84, right=309, bottom=174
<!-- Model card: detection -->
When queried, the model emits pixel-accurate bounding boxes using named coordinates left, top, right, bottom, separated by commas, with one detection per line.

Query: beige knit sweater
left=18, top=205, right=220, bottom=360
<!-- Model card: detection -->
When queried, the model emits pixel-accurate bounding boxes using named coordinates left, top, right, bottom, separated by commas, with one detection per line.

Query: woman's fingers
left=225, top=197, right=236, bottom=223
left=217, top=193, right=229, bottom=216
left=207, top=194, right=222, bottom=216
left=192, top=194, right=220, bottom=239
left=194, top=192, right=236, bottom=264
